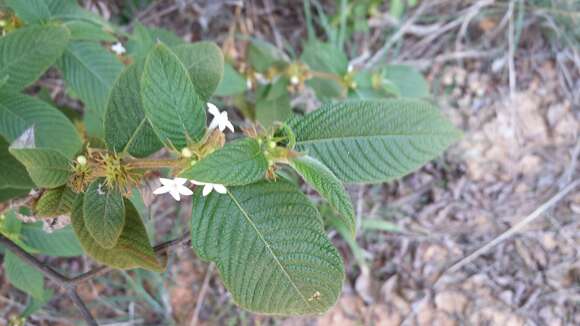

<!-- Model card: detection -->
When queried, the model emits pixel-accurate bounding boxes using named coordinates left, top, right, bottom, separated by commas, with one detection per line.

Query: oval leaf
left=180, top=138, right=268, bottom=186
left=35, top=186, right=77, bottom=218
left=71, top=196, right=163, bottom=271
left=21, top=223, right=83, bottom=257
left=0, top=92, right=82, bottom=158
left=0, top=24, right=70, bottom=91
left=83, top=179, right=126, bottom=249
left=191, top=180, right=344, bottom=315
left=141, top=43, right=205, bottom=149
left=105, top=61, right=162, bottom=157
left=9, top=147, right=71, bottom=188
left=172, top=42, right=224, bottom=101
left=288, top=99, right=461, bottom=183
left=289, top=155, right=355, bottom=236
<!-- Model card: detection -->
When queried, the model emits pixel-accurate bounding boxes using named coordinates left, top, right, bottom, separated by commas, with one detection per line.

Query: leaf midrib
left=227, top=191, right=312, bottom=308
left=295, top=132, right=458, bottom=146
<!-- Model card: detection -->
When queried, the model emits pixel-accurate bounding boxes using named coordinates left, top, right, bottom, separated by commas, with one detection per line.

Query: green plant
left=0, top=1, right=460, bottom=323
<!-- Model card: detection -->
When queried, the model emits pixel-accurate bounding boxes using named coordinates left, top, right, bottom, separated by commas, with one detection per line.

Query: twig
left=189, top=262, right=215, bottom=326
left=0, top=231, right=191, bottom=325
left=443, top=179, right=580, bottom=276
left=364, top=2, right=430, bottom=68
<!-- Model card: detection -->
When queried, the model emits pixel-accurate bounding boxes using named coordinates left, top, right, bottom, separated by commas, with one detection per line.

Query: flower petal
left=190, top=179, right=206, bottom=186
left=153, top=185, right=171, bottom=195
left=159, top=178, right=174, bottom=186
left=178, top=185, right=193, bottom=196
left=202, top=184, right=212, bottom=197
left=224, top=120, right=235, bottom=132
left=173, top=177, right=188, bottom=185
left=208, top=117, right=219, bottom=130
left=207, top=102, right=220, bottom=117
left=213, top=184, right=227, bottom=194
left=168, top=189, right=181, bottom=201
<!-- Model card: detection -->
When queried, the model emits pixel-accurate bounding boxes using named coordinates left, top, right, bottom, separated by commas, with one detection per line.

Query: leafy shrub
left=0, top=0, right=460, bottom=322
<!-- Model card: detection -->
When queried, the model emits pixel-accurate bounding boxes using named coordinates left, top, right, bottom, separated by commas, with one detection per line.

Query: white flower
left=290, top=75, right=300, bottom=85
left=347, top=64, right=354, bottom=73
left=153, top=178, right=193, bottom=201
left=207, top=102, right=234, bottom=132
left=111, top=42, right=126, bottom=55
left=190, top=180, right=227, bottom=197
left=246, top=78, right=253, bottom=90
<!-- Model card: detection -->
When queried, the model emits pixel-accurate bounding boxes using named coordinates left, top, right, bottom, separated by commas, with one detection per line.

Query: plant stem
left=125, top=158, right=183, bottom=170
left=0, top=231, right=191, bottom=325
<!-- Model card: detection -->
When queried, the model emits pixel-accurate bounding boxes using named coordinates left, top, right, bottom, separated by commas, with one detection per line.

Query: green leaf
left=57, top=41, right=124, bottom=135
left=9, top=147, right=71, bottom=188
left=179, top=138, right=268, bottom=186
left=83, top=179, right=125, bottom=249
left=0, top=137, right=34, bottom=189
left=105, top=61, right=162, bottom=157
left=247, top=39, right=288, bottom=73
left=0, top=24, right=69, bottom=91
left=289, top=155, right=355, bottom=236
left=5, top=0, right=51, bottom=23
left=127, top=22, right=184, bottom=60
left=64, top=21, right=117, bottom=42
left=21, top=223, right=83, bottom=257
left=301, top=41, right=348, bottom=75
left=0, top=188, right=29, bottom=202
left=34, top=186, right=76, bottom=218
left=21, top=288, right=53, bottom=319
left=0, top=92, right=82, bottom=157
left=255, top=80, right=292, bottom=127
left=6, top=0, right=111, bottom=27
left=301, top=41, right=347, bottom=100
left=288, top=99, right=461, bottom=183
left=172, top=42, right=224, bottom=101
left=381, top=64, right=429, bottom=98
left=4, top=251, right=45, bottom=299
left=191, top=180, right=344, bottom=315
left=71, top=196, right=163, bottom=271
left=141, top=43, right=205, bottom=149
left=215, top=63, right=246, bottom=96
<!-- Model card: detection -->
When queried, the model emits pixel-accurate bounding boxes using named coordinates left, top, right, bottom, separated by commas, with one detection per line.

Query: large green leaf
left=4, top=251, right=45, bottom=299
left=104, top=61, right=162, bottom=157
left=0, top=24, right=69, bottom=91
left=141, top=43, right=205, bottom=149
left=83, top=179, right=126, bottom=249
left=191, top=180, right=344, bottom=315
left=64, top=21, right=117, bottom=42
left=215, top=63, right=246, bottom=96
left=58, top=41, right=124, bottom=135
left=0, top=92, right=82, bottom=157
left=288, top=99, right=461, bottom=183
left=6, top=0, right=112, bottom=27
left=0, top=188, right=30, bottom=202
left=21, top=223, right=83, bottom=257
left=172, top=42, right=224, bottom=101
left=71, top=196, right=163, bottom=271
left=289, top=155, right=355, bottom=236
left=0, top=137, right=34, bottom=189
left=4, top=0, right=51, bottom=23
left=180, top=138, right=268, bottom=186
left=35, top=186, right=76, bottom=218
left=9, top=147, right=71, bottom=188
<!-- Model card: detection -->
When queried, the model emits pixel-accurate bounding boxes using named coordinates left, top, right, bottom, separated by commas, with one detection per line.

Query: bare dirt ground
left=1, top=1, right=579, bottom=325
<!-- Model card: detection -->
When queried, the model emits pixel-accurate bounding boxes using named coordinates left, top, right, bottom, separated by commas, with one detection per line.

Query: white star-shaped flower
left=153, top=178, right=193, bottom=201
left=207, top=102, right=234, bottom=132
left=190, top=180, right=227, bottom=197
left=111, top=42, right=126, bottom=55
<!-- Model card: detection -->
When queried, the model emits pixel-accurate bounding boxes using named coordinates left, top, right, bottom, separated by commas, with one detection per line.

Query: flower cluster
left=153, top=103, right=233, bottom=201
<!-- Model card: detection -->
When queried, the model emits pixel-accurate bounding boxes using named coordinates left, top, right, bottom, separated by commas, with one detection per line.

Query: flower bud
left=76, top=155, right=87, bottom=166
left=181, top=147, right=193, bottom=158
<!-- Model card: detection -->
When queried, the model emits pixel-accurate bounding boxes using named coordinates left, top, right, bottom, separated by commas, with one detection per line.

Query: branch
left=0, top=231, right=191, bottom=325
